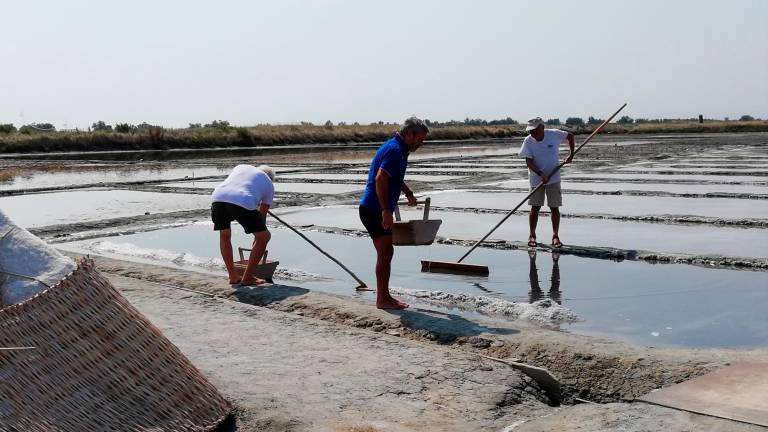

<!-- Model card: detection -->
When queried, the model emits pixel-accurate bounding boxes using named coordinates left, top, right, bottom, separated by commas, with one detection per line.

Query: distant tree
left=739, top=115, right=755, bottom=121
left=323, top=120, right=333, bottom=129
left=136, top=122, right=156, bottom=130
left=617, top=116, right=634, bottom=124
left=634, top=118, right=650, bottom=124
left=587, top=116, right=603, bottom=125
left=565, top=117, right=585, bottom=127
left=114, top=123, right=135, bottom=133
left=545, top=118, right=560, bottom=126
left=204, top=120, right=230, bottom=129
left=337, top=121, right=347, bottom=126
left=488, top=117, right=518, bottom=125
left=0, top=123, right=16, bottom=133
left=188, top=123, right=202, bottom=129
left=19, top=123, right=55, bottom=133
left=91, top=120, right=112, bottom=131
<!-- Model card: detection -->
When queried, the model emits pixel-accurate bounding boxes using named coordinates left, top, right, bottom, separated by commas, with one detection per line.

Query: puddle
left=425, top=191, right=768, bottom=219
left=487, top=179, right=768, bottom=195
left=158, top=181, right=362, bottom=194
left=347, top=167, right=522, bottom=174
left=0, top=166, right=232, bottom=190
left=0, top=190, right=211, bottom=228
left=569, top=173, right=768, bottom=183
left=57, top=223, right=768, bottom=348
left=279, top=173, right=461, bottom=182
left=273, top=205, right=768, bottom=258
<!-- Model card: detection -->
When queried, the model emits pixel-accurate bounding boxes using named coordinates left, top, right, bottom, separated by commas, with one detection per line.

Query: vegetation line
left=1, top=118, right=767, bottom=154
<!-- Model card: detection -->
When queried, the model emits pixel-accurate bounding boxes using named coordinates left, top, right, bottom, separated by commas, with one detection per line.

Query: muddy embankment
left=67, top=253, right=767, bottom=407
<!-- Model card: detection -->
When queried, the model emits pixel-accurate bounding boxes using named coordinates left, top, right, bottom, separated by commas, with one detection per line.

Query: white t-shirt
left=518, top=129, right=569, bottom=186
left=211, top=165, right=274, bottom=210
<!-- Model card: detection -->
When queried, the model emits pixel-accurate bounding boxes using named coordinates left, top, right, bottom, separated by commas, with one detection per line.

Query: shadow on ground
left=232, top=283, right=309, bottom=305
left=388, top=307, right=519, bottom=343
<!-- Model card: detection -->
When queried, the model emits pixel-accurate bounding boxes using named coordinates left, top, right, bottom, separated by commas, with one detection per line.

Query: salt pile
left=391, top=287, right=582, bottom=325
left=0, top=210, right=76, bottom=305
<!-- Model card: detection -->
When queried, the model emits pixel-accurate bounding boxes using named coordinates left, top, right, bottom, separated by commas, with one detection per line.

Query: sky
left=2, top=0, right=767, bottom=129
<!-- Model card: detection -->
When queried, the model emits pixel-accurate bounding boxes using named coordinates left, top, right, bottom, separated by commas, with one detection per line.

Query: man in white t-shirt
left=518, top=117, right=575, bottom=248
left=211, top=164, right=275, bottom=285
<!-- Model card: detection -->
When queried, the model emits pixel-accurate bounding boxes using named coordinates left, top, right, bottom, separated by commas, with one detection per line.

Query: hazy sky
left=2, top=0, right=767, bottom=129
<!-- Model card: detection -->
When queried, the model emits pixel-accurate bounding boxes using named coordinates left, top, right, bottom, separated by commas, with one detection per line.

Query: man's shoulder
left=545, top=129, right=568, bottom=137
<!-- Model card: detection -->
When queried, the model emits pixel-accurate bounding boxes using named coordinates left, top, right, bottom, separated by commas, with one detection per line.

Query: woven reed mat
left=0, top=257, right=231, bottom=431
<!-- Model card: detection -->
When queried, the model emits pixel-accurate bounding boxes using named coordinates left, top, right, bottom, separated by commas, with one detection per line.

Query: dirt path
left=93, top=256, right=768, bottom=431
left=112, top=273, right=551, bottom=431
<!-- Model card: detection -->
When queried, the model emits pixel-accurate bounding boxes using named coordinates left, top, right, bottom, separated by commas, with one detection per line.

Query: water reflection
left=528, top=250, right=562, bottom=304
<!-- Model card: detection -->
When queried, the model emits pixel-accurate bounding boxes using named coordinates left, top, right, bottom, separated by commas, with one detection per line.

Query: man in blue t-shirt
left=359, top=117, right=429, bottom=309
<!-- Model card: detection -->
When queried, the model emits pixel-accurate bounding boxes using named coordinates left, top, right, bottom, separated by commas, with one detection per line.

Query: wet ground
left=4, top=132, right=768, bottom=430
left=3, top=132, right=766, bottom=349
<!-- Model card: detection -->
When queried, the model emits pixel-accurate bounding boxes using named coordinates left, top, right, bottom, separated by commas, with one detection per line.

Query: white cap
left=256, top=164, right=275, bottom=182
left=525, top=117, right=544, bottom=132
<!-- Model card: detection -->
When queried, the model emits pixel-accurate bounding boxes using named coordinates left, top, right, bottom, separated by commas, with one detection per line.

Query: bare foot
left=377, top=298, right=409, bottom=310
left=239, top=277, right=267, bottom=286
left=229, top=278, right=241, bottom=284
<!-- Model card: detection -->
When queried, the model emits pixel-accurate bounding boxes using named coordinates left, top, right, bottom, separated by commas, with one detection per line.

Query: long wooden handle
left=268, top=210, right=368, bottom=288
left=457, top=103, right=627, bottom=263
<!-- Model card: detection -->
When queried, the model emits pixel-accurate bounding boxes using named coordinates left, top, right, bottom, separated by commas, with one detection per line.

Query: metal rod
left=456, top=103, right=627, bottom=263
left=268, top=210, right=368, bottom=289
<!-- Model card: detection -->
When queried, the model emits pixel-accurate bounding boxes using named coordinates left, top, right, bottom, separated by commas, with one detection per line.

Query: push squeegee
left=421, top=103, right=628, bottom=276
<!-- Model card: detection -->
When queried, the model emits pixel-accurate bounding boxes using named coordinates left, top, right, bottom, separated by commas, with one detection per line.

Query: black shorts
left=211, top=202, right=267, bottom=234
left=359, top=206, right=391, bottom=239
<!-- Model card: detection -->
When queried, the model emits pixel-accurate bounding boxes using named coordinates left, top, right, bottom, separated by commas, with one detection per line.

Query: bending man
left=359, top=117, right=428, bottom=309
left=211, top=164, right=275, bottom=285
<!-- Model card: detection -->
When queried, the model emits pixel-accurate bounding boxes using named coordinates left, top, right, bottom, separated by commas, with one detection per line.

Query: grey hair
left=400, top=116, right=430, bottom=136
left=257, top=164, right=275, bottom=182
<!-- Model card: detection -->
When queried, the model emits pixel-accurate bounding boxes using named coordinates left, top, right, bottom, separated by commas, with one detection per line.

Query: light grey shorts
left=528, top=182, right=562, bottom=207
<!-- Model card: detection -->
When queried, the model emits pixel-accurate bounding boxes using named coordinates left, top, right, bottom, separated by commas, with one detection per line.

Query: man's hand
left=539, top=173, right=550, bottom=184
left=382, top=211, right=394, bottom=230
left=406, top=193, right=417, bottom=207
left=564, top=153, right=574, bottom=164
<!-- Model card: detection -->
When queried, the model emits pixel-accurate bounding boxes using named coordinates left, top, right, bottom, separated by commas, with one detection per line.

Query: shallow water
left=279, top=173, right=462, bottom=182
left=159, top=181, right=362, bottom=194
left=0, top=190, right=211, bottom=227
left=273, top=205, right=768, bottom=258
left=569, top=173, right=768, bottom=183
left=58, top=222, right=768, bottom=348
left=425, top=190, right=768, bottom=219
left=487, top=179, right=768, bottom=195
left=0, top=166, right=232, bottom=190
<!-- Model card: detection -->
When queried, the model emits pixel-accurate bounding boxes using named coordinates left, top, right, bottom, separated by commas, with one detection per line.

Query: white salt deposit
left=390, top=287, right=582, bottom=325
left=81, top=240, right=329, bottom=282
left=0, top=210, right=76, bottom=306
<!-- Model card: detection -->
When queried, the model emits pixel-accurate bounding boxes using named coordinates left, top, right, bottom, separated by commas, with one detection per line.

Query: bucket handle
left=394, top=197, right=431, bottom=221
left=238, top=247, right=268, bottom=264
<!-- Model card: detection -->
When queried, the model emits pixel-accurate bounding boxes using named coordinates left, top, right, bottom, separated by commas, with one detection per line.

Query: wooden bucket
left=392, top=197, right=442, bottom=246
left=234, top=247, right=279, bottom=282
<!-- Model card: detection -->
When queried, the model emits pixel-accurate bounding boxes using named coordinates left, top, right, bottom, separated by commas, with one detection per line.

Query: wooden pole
left=268, top=210, right=369, bottom=289
left=456, top=103, right=628, bottom=264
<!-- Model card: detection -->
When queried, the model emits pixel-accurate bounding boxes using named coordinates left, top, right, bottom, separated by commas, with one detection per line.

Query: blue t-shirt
left=360, top=134, right=409, bottom=212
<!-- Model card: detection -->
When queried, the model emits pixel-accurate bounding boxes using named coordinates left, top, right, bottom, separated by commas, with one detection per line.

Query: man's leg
left=548, top=183, right=563, bottom=246
left=241, top=230, right=271, bottom=285
left=529, top=206, right=541, bottom=244
left=372, top=235, right=408, bottom=309
left=550, top=207, right=561, bottom=246
left=219, top=229, right=240, bottom=284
